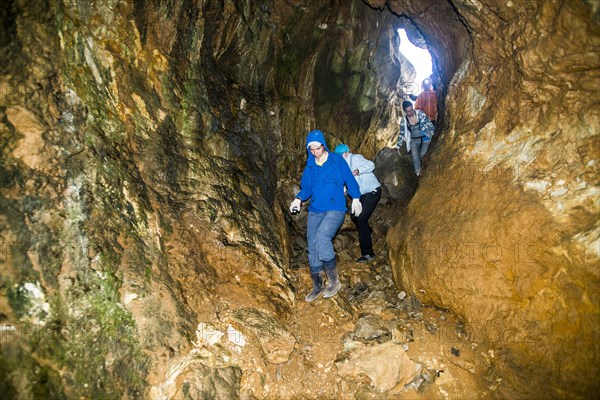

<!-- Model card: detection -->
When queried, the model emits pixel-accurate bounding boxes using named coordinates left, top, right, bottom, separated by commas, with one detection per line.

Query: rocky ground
left=181, top=196, right=502, bottom=400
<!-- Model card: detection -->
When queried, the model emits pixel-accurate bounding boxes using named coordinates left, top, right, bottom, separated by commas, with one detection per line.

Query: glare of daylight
left=398, top=29, right=432, bottom=96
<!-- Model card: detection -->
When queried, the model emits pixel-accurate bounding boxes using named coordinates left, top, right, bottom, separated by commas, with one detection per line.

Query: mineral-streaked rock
left=335, top=341, right=422, bottom=392
left=228, top=308, right=296, bottom=365
left=383, top=0, right=600, bottom=398
left=352, top=314, right=392, bottom=344
left=0, top=0, right=597, bottom=398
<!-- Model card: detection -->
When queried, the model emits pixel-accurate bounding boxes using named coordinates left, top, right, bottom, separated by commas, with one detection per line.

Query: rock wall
left=383, top=0, right=600, bottom=398
left=274, top=0, right=416, bottom=164
left=0, top=0, right=413, bottom=397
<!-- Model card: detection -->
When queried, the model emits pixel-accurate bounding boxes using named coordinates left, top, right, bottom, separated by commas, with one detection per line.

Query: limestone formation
left=335, top=341, right=422, bottom=392
left=1, top=0, right=598, bottom=399
left=227, top=308, right=296, bottom=365
left=383, top=1, right=600, bottom=398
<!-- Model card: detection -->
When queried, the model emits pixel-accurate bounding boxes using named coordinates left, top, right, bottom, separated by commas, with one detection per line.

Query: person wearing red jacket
left=415, top=78, right=438, bottom=126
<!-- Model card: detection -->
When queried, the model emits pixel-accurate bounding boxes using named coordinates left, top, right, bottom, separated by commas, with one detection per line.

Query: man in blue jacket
left=289, top=130, right=362, bottom=302
left=334, top=144, right=381, bottom=262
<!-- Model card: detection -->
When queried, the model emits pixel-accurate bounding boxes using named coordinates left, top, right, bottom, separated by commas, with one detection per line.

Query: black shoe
left=356, top=255, right=375, bottom=262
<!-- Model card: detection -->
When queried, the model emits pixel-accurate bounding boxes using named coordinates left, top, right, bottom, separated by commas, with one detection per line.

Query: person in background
left=414, top=78, right=438, bottom=126
left=397, top=100, right=435, bottom=177
left=289, top=130, right=362, bottom=302
left=334, top=144, right=381, bottom=263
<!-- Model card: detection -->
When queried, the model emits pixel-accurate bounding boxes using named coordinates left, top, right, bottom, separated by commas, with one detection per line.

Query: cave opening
left=397, top=28, right=434, bottom=99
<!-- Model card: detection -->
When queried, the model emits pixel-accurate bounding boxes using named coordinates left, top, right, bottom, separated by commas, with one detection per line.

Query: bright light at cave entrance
left=398, top=29, right=432, bottom=96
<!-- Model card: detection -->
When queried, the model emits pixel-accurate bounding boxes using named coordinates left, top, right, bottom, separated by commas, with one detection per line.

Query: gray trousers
left=410, top=138, right=430, bottom=175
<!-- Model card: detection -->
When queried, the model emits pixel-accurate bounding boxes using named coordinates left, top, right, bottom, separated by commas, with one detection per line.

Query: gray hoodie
left=344, top=153, right=381, bottom=195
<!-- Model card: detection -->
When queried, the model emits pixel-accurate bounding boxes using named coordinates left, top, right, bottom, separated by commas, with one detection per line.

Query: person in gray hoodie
left=334, top=144, right=381, bottom=262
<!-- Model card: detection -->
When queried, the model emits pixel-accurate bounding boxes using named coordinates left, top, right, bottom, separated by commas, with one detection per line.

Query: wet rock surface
left=335, top=341, right=422, bottom=392
left=352, top=314, right=392, bottom=344
left=171, top=364, right=242, bottom=400
left=373, top=148, right=417, bottom=206
left=260, top=201, right=494, bottom=399
left=228, top=308, right=296, bottom=365
left=137, top=202, right=495, bottom=398
left=383, top=1, right=600, bottom=398
left=0, top=0, right=598, bottom=398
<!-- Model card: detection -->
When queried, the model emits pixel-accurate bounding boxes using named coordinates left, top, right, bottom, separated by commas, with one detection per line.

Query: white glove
left=289, top=198, right=301, bottom=214
left=351, top=198, right=362, bottom=217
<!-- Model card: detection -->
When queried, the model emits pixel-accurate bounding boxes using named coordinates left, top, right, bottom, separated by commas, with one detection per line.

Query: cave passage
left=0, top=0, right=598, bottom=399
left=397, top=28, right=434, bottom=97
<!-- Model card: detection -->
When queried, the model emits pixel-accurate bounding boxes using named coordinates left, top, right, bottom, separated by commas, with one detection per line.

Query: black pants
left=350, top=187, right=382, bottom=257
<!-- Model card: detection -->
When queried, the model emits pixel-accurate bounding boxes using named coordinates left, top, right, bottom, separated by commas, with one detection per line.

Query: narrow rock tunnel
left=1, top=0, right=598, bottom=399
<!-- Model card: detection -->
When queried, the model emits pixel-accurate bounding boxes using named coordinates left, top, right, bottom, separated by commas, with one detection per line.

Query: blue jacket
left=296, top=131, right=361, bottom=212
